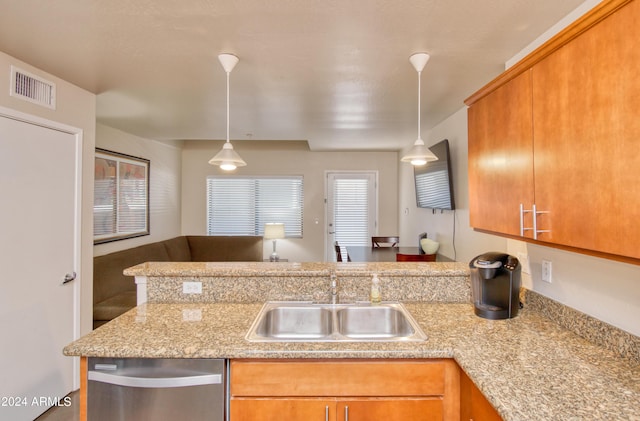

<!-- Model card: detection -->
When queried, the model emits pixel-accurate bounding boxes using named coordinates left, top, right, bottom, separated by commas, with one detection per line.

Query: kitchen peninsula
left=64, top=262, right=639, bottom=420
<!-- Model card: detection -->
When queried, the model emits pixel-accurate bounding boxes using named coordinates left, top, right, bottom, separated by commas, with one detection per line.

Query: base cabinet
left=229, top=359, right=459, bottom=421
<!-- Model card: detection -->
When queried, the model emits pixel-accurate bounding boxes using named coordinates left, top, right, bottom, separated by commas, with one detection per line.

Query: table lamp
left=264, top=223, right=285, bottom=261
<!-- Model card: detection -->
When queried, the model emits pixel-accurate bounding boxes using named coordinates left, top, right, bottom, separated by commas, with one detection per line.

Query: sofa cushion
left=163, top=236, right=191, bottom=261
left=93, top=291, right=138, bottom=321
left=187, top=236, right=263, bottom=261
left=93, top=241, right=171, bottom=305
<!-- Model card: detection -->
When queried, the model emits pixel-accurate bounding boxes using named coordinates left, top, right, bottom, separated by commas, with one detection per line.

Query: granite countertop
left=64, top=301, right=640, bottom=421
left=123, top=260, right=470, bottom=277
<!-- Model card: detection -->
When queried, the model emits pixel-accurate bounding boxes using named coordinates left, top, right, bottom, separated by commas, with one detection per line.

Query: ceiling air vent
left=10, top=66, right=56, bottom=109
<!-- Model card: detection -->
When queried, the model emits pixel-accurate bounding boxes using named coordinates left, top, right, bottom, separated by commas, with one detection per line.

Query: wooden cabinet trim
left=473, top=227, right=640, bottom=266
left=465, top=0, right=633, bottom=105
left=79, top=356, right=87, bottom=421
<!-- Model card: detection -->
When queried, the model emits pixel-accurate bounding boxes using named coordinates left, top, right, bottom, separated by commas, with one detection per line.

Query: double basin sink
left=246, top=301, right=427, bottom=342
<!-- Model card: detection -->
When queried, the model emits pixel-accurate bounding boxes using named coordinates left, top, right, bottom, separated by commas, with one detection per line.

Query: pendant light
left=208, top=53, right=247, bottom=171
left=401, top=52, right=438, bottom=166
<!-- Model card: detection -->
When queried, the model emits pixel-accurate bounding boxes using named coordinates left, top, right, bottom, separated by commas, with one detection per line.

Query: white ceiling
left=0, top=0, right=586, bottom=151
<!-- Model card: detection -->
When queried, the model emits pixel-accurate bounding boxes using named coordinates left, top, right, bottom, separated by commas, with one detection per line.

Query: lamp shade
left=401, top=139, right=438, bottom=165
left=264, top=223, right=285, bottom=239
left=208, top=142, right=246, bottom=170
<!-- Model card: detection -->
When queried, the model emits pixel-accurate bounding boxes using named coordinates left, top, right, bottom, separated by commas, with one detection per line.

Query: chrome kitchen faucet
left=330, top=272, right=339, bottom=304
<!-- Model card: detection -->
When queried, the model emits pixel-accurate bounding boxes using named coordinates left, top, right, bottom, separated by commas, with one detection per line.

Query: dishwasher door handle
left=88, top=371, right=222, bottom=388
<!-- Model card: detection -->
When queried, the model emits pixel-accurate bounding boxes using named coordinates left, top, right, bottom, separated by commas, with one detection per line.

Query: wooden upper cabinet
left=466, top=0, right=640, bottom=262
left=532, top=0, right=640, bottom=258
left=467, top=70, right=535, bottom=237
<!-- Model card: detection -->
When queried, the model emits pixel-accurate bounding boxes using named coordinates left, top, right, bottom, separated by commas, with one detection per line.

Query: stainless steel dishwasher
left=88, top=358, right=226, bottom=421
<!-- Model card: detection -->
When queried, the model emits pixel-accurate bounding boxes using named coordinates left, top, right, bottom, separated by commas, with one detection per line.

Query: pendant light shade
left=209, top=142, right=245, bottom=171
left=209, top=53, right=247, bottom=170
left=401, top=52, right=438, bottom=165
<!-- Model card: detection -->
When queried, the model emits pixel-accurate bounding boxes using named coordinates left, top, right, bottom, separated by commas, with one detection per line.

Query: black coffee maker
left=469, top=252, right=521, bottom=319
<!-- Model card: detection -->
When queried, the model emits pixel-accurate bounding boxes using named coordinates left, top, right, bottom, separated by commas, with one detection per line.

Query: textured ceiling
left=0, top=0, right=586, bottom=150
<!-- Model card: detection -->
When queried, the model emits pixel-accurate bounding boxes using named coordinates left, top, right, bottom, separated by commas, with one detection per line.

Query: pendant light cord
left=226, top=70, right=230, bottom=143
left=417, top=69, right=422, bottom=140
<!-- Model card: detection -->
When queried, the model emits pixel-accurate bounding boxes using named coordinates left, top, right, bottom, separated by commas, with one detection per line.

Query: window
left=94, top=149, right=149, bottom=244
left=207, top=176, right=303, bottom=237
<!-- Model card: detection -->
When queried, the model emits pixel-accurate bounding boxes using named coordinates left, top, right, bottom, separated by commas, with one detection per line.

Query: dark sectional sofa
left=93, top=235, right=263, bottom=328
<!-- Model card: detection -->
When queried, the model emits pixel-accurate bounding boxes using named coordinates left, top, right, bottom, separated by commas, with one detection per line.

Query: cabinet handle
left=325, top=405, right=329, bottom=421
left=533, top=204, right=550, bottom=239
left=520, top=203, right=534, bottom=237
left=521, top=203, right=550, bottom=239
left=344, top=405, right=349, bottom=421
left=532, top=203, right=538, bottom=239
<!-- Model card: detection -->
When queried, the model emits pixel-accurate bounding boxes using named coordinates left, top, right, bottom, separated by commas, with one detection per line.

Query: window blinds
left=333, top=178, right=371, bottom=246
left=207, top=176, right=303, bottom=237
left=94, top=151, right=149, bottom=242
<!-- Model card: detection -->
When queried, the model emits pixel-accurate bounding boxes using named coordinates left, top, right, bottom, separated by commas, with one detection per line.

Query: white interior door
left=326, top=171, right=377, bottom=260
left=0, top=110, right=81, bottom=420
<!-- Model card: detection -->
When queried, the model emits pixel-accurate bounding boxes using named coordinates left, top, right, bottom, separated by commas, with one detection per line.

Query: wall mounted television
left=414, top=139, right=455, bottom=210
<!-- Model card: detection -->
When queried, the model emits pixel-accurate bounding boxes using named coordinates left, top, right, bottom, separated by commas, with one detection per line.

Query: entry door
left=0, top=110, right=81, bottom=420
left=326, top=172, right=377, bottom=261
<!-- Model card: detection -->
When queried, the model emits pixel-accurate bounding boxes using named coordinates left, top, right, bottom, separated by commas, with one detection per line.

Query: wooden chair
left=334, top=241, right=351, bottom=262
left=396, top=253, right=436, bottom=262
left=371, top=236, right=399, bottom=248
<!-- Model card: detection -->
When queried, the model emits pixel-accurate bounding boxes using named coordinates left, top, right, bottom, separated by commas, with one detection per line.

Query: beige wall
left=181, top=140, right=399, bottom=261
left=94, top=124, right=183, bottom=256
left=0, top=51, right=96, bottom=336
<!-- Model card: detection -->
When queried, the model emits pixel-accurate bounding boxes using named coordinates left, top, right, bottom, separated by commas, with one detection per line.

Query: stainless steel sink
left=251, top=305, right=333, bottom=339
left=245, top=301, right=427, bottom=342
left=337, top=306, right=416, bottom=339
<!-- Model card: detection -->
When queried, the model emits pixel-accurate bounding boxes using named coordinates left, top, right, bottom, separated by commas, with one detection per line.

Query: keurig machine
left=470, top=252, right=521, bottom=319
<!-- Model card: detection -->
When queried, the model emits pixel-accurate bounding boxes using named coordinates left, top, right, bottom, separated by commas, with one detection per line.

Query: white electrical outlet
left=183, top=281, right=202, bottom=294
left=182, top=308, right=202, bottom=321
left=541, top=260, right=553, bottom=283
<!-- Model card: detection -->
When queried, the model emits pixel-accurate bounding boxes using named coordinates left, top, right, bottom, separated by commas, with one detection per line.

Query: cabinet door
left=532, top=0, right=640, bottom=258
left=230, top=398, right=336, bottom=421
left=337, top=399, right=443, bottom=421
left=468, top=70, right=535, bottom=237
